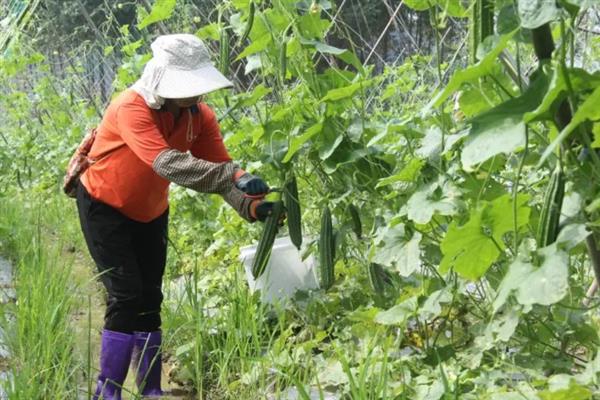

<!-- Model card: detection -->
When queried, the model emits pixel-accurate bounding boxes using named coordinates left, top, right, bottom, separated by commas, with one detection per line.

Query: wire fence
left=2, top=1, right=469, bottom=107
left=3, top=1, right=600, bottom=122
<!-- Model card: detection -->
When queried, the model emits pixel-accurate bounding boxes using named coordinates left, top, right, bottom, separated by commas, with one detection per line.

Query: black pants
left=76, top=183, right=168, bottom=333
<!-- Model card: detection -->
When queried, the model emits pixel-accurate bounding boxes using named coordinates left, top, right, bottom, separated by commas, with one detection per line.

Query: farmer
left=76, top=34, right=275, bottom=399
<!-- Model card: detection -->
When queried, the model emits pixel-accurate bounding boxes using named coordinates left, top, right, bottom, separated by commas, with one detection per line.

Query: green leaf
left=122, top=39, right=143, bottom=57
left=477, top=309, right=521, bottom=347
left=539, top=380, right=592, bottom=400
left=318, top=127, right=344, bottom=160
left=487, top=194, right=531, bottom=245
left=175, top=341, right=195, bottom=357
left=244, top=54, right=262, bottom=75
left=440, top=206, right=501, bottom=280
left=416, top=127, right=443, bottom=159
left=493, top=244, right=569, bottom=311
left=375, top=297, right=418, bottom=325
left=420, top=287, right=453, bottom=319
left=563, top=0, right=598, bottom=10
left=196, top=23, right=221, bottom=40
left=525, top=67, right=600, bottom=123
left=592, top=123, right=600, bottom=148
left=376, top=158, right=424, bottom=188
left=238, top=84, right=272, bottom=107
left=415, top=380, right=445, bottom=400
left=282, top=122, right=323, bottom=163
left=462, top=73, right=550, bottom=169
left=317, top=360, right=349, bottom=386
left=322, top=144, right=367, bottom=174
left=443, top=0, right=468, bottom=18
left=406, top=178, right=460, bottom=224
left=440, top=194, right=529, bottom=280
left=229, top=13, right=245, bottom=37
left=236, top=34, right=272, bottom=60
left=458, top=82, right=502, bottom=118
left=403, top=0, right=431, bottom=11
left=137, top=0, right=176, bottom=30
left=313, top=41, right=345, bottom=55
left=297, top=12, right=331, bottom=39
left=517, top=0, right=560, bottom=29
left=556, top=223, right=590, bottom=250
left=309, top=39, right=365, bottom=73
left=320, top=80, right=371, bottom=102
left=425, top=31, right=516, bottom=111
left=462, top=118, right=525, bottom=169
left=372, top=224, right=422, bottom=276
left=539, top=85, right=600, bottom=166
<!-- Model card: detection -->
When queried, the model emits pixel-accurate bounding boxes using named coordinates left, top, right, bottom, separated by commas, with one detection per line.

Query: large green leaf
left=300, top=39, right=364, bottom=73
left=416, top=127, right=443, bottom=159
left=137, top=0, right=177, bottom=30
left=297, top=12, right=331, bottom=39
left=525, top=67, right=600, bottom=123
left=196, top=23, right=220, bottom=40
left=493, top=244, right=569, bottom=311
left=318, top=126, right=344, bottom=160
left=406, top=178, right=460, bottom=224
left=461, top=73, right=550, bottom=169
left=487, top=194, right=531, bottom=244
left=539, top=379, right=593, bottom=400
left=372, top=224, right=422, bottom=276
left=403, top=0, right=466, bottom=16
left=461, top=118, right=525, bottom=169
left=236, top=34, right=272, bottom=60
left=440, top=194, right=530, bottom=280
left=374, top=297, right=418, bottom=325
left=592, top=123, right=600, bottom=148
left=282, top=122, right=323, bottom=163
left=539, top=85, right=600, bottom=166
left=474, top=309, right=520, bottom=349
left=376, top=158, right=424, bottom=188
left=563, top=0, right=599, bottom=9
left=420, top=287, right=453, bottom=319
left=322, top=145, right=367, bottom=174
left=458, top=81, right=503, bottom=118
left=320, top=80, right=372, bottom=102
left=238, top=84, right=272, bottom=107
left=403, top=0, right=430, bottom=10
left=517, top=0, right=559, bottom=29
left=425, top=31, right=516, bottom=111
left=440, top=207, right=500, bottom=280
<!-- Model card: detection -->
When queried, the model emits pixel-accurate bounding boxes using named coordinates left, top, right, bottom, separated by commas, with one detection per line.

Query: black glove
left=235, top=172, right=269, bottom=195
left=252, top=201, right=286, bottom=224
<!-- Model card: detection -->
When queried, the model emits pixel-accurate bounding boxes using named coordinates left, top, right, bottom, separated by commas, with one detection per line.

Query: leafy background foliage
left=3, top=0, right=600, bottom=398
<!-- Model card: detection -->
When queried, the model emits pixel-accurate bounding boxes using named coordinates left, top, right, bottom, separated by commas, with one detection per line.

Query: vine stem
left=511, top=36, right=525, bottom=256
left=512, top=126, right=528, bottom=255
left=583, top=236, right=600, bottom=306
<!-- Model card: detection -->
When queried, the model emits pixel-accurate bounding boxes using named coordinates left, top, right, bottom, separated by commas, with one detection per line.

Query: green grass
left=0, top=192, right=82, bottom=399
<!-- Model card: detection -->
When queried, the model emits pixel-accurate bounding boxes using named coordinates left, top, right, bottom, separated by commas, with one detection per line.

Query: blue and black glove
left=234, top=171, right=269, bottom=195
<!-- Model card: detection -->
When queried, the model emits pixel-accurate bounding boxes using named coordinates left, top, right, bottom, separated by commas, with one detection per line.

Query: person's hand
left=250, top=200, right=286, bottom=224
left=235, top=172, right=269, bottom=196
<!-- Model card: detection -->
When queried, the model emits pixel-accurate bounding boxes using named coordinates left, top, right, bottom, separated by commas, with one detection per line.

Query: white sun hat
left=132, top=34, right=233, bottom=108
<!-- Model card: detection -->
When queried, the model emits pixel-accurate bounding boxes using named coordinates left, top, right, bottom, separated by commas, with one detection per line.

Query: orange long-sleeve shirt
left=81, top=89, right=232, bottom=222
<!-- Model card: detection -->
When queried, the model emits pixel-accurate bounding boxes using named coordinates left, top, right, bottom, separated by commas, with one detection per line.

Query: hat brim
left=155, top=64, right=233, bottom=99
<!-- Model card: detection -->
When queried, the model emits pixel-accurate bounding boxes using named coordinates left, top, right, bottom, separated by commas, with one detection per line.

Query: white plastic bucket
left=239, top=236, right=319, bottom=305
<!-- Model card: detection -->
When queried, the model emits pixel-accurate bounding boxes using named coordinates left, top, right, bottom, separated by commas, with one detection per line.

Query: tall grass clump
left=163, top=258, right=283, bottom=399
left=0, top=191, right=81, bottom=399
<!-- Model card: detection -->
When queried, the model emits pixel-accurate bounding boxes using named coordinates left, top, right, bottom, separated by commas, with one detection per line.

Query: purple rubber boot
left=131, top=331, right=163, bottom=397
left=93, top=330, right=134, bottom=400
